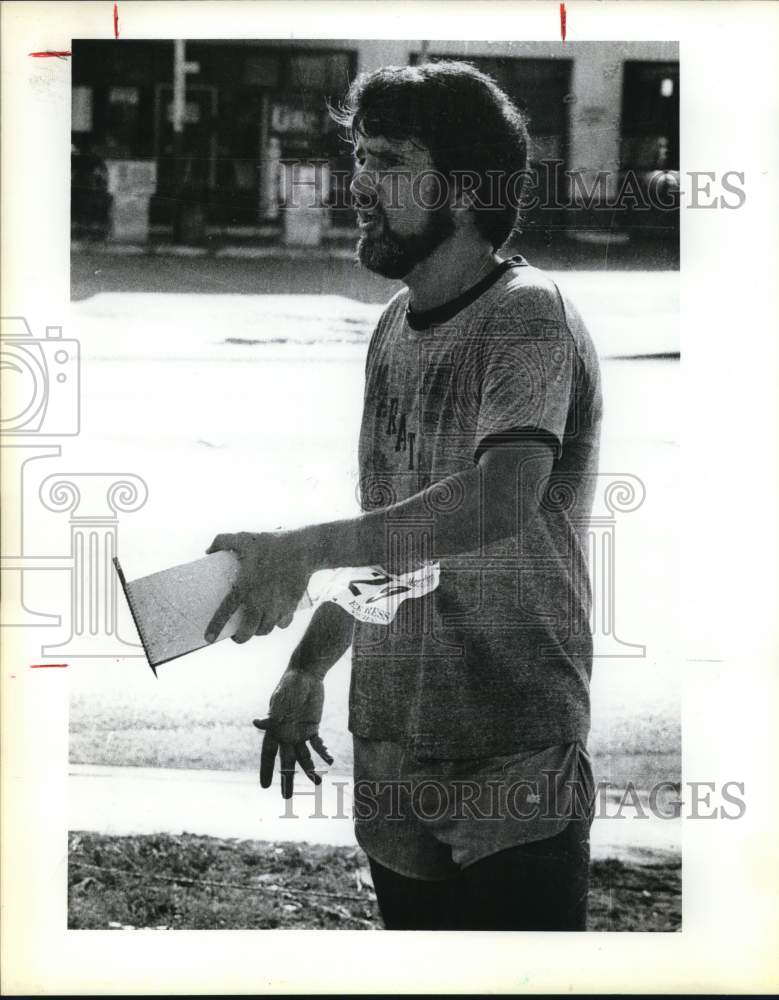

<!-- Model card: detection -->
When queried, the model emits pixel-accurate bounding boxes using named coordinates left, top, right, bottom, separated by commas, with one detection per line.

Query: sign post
left=171, top=40, right=205, bottom=243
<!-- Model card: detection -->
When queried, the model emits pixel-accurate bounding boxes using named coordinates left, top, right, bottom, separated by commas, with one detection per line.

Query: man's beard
left=355, top=206, right=456, bottom=279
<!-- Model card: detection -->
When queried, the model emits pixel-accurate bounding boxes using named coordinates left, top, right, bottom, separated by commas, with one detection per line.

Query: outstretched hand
left=253, top=668, right=334, bottom=799
left=204, top=531, right=312, bottom=644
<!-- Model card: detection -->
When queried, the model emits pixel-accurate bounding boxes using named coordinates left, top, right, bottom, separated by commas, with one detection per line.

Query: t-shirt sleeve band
left=474, top=426, right=563, bottom=464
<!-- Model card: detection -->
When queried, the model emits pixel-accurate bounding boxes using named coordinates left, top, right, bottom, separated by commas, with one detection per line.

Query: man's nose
left=350, top=166, right=380, bottom=211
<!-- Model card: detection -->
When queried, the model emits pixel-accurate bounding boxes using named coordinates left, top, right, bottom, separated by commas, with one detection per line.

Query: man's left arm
left=204, top=438, right=556, bottom=642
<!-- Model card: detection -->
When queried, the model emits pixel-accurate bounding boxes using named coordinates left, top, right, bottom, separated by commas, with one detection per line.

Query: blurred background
left=70, top=38, right=679, bottom=260
left=64, top=40, right=680, bottom=845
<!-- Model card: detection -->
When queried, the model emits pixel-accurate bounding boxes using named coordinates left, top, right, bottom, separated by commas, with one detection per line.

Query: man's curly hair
left=331, top=60, right=531, bottom=250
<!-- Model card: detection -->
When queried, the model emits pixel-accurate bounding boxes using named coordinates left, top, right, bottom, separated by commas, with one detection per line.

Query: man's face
left=350, top=131, right=455, bottom=279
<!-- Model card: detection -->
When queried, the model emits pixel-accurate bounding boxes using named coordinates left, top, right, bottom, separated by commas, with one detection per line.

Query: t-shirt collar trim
left=405, top=254, right=527, bottom=331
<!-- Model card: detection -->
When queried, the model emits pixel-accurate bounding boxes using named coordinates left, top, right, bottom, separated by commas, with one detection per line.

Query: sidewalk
left=70, top=256, right=680, bottom=358
left=69, top=763, right=681, bottom=866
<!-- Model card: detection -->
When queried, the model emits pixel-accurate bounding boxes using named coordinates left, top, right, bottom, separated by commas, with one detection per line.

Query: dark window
left=621, top=61, right=679, bottom=170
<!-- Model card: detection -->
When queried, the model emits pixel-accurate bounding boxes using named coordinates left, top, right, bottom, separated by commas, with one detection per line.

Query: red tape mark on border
left=30, top=663, right=68, bottom=669
left=560, top=2, right=567, bottom=42
left=29, top=51, right=72, bottom=58
left=114, top=2, right=120, bottom=38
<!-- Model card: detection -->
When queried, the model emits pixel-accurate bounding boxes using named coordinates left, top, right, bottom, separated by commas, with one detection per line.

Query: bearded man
left=205, top=61, right=602, bottom=931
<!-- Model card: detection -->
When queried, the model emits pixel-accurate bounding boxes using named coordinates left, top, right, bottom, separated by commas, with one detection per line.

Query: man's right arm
left=287, top=599, right=354, bottom=679
left=254, top=600, right=353, bottom=797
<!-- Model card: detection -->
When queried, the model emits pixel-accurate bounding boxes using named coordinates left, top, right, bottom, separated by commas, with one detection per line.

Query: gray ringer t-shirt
left=350, top=256, right=603, bottom=760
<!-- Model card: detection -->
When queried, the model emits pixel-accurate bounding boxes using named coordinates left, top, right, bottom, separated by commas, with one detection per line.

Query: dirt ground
left=68, top=831, right=681, bottom=932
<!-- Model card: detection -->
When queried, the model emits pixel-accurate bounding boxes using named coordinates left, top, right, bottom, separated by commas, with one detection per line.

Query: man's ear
left=448, top=174, right=481, bottom=227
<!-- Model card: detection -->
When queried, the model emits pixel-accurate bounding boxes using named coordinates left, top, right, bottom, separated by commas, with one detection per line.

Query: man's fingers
left=279, top=743, right=297, bottom=799
left=259, top=732, right=279, bottom=788
left=206, top=533, right=238, bottom=556
left=276, top=611, right=295, bottom=630
left=255, top=722, right=329, bottom=796
left=294, top=742, right=321, bottom=784
left=310, top=734, right=334, bottom=766
left=254, top=616, right=274, bottom=637
left=205, top=587, right=242, bottom=643
left=232, top=607, right=261, bottom=644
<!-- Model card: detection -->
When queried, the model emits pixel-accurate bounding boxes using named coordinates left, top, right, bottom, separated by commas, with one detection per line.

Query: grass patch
left=68, top=831, right=680, bottom=932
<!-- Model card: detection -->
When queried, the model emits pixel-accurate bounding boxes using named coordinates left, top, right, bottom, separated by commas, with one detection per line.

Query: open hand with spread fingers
left=203, top=530, right=313, bottom=644
left=253, top=667, right=334, bottom=799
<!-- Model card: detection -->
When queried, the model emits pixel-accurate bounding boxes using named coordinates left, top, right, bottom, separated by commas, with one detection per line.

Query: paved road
left=71, top=239, right=679, bottom=302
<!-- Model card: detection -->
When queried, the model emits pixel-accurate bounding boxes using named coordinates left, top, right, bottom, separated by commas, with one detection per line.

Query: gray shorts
left=352, top=735, right=595, bottom=880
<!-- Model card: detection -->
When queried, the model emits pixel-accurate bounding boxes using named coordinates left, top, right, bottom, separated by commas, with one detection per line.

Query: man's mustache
left=350, top=173, right=381, bottom=213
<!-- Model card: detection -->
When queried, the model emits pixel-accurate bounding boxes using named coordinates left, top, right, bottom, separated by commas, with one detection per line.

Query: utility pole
left=173, top=41, right=199, bottom=183
left=172, top=39, right=186, bottom=189
left=171, top=40, right=202, bottom=240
